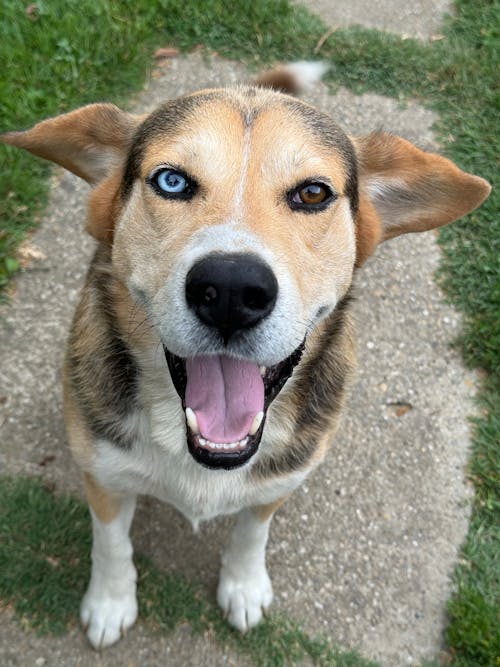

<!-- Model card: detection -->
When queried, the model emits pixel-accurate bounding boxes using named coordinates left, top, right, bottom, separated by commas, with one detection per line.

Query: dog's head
left=2, top=76, right=490, bottom=470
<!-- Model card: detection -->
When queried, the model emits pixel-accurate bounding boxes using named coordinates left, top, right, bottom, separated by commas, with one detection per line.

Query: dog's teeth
left=197, top=436, right=250, bottom=451
left=260, top=366, right=266, bottom=377
left=249, top=411, right=264, bottom=436
left=185, top=407, right=200, bottom=434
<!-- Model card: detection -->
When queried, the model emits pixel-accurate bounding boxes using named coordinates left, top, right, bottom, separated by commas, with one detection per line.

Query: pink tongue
left=185, top=355, right=264, bottom=443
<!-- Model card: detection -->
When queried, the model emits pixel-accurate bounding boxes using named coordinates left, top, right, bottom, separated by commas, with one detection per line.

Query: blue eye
left=148, top=167, right=196, bottom=199
left=157, top=170, right=186, bottom=193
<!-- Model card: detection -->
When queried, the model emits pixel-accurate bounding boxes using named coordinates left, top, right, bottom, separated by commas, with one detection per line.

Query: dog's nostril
left=243, top=286, right=269, bottom=311
left=204, top=285, right=218, bottom=304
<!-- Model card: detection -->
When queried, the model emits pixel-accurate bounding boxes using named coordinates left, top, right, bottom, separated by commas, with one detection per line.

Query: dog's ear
left=353, top=132, right=491, bottom=266
left=1, top=104, right=140, bottom=184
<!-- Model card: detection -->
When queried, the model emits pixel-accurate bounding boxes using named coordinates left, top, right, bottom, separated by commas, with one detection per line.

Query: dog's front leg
left=80, top=474, right=138, bottom=649
left=217, top=499, right=285, bottom=631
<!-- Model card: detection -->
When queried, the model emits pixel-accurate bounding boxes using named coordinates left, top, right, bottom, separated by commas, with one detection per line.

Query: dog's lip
left=163, top=343, right=305, bottom=470
left=185, top=423, right=264, bottom=470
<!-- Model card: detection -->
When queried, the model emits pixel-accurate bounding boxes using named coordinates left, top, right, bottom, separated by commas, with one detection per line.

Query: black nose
left=185, top=253, right=278, bottom=343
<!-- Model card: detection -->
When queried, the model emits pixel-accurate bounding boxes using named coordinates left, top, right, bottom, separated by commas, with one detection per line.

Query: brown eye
left=288, top=181, right=336, bottom=212
left=297, top=183, right=327, bottom=204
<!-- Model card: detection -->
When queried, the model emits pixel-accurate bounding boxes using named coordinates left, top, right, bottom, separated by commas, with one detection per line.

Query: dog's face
left=109, top=89, right=358, bottom=468
left=2, top=84, right=490, bottom=471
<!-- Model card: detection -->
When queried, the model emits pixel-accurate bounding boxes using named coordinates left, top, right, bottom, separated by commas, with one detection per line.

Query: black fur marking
left=67, top=245, right=139, bottom=449
left=295, top=294, right=353, bottom=431
left=252, top=291, right=355, bottom=480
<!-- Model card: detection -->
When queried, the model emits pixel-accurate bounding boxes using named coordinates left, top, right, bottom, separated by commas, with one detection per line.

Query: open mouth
left=164, top=343, right=304, bottom=470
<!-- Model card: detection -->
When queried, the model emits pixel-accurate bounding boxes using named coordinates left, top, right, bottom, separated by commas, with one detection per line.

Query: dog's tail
left=253, top=61, right=329, bottom=95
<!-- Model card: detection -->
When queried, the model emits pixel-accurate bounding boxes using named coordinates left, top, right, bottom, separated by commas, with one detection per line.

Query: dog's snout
left=185, top=253, right=278, bottom=342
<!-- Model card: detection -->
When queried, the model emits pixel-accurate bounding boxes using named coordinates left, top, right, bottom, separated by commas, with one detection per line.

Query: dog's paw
left=217, top=564, right=273, bottom=632
left=80, top=586, right=138, bottom=649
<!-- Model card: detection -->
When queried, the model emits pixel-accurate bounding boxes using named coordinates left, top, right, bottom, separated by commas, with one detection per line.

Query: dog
left=1, top=62, right=490, bottom=650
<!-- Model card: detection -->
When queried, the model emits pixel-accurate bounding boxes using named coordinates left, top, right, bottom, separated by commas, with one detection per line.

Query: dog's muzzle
left=164, top=252, right=304, bottom=470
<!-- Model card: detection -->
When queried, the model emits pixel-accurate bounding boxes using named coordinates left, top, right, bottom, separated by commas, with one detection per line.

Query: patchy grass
left=0, top=476, right=378, bottom=667
left=0, top=0, right=498, bottom=665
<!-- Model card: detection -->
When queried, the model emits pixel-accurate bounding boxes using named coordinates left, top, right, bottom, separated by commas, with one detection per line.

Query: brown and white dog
left=1, top=62, right=490, bottom=649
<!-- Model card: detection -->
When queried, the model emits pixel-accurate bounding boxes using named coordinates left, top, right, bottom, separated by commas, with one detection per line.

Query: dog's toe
left=217, top=565, right=273, bottom=632
left=81, top=590, right=138, bottom=649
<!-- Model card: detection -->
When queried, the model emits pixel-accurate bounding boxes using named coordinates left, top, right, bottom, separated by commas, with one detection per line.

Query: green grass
left=0, top=476, right=378, bottom=667
left=0, top=0, right=498, bottom=665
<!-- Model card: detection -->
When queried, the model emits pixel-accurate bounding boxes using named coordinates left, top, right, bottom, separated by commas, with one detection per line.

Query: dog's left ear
left=1, top=104, right=144, bottom=243
left=353, top=132, right=491, bottom=265
left=1, top=103, right=140, bottom=184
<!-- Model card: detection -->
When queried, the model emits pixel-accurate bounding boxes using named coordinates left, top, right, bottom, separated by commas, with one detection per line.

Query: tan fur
left=109, top=278, right=158, bottom=351
left=355, top=192, right=383, bottom=266
left=253, top=496, right=289, bottom=522
left=63, top=368, right=95, bottom=470
left=244, top=107, right=354, bottom=302
left=86, top=171, right=124, bottom=243
left=254, top=69, right=301, bottom=95
left=83, top=472, right=122, bottom=524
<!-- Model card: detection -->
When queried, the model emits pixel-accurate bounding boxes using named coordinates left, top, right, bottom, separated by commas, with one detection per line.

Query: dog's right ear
left=352, top=132, right=491, bottom=265
left=1, top=104, right=141, bottom=184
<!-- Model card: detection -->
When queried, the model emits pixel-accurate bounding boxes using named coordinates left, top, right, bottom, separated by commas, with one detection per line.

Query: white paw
left=217, top=565, right=273, bottom=632
left=80, top=583, right=138, bottom=649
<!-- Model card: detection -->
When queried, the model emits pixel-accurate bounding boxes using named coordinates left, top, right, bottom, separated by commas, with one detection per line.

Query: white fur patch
left=282, top=61, right=329, bottom=91
left=365, top=176, right=423, bottom=230
left=80, top=498, right=138, bottom=649
left=217, top=509, right=273, bottom=631
left=231, top=121, right=252, bottom=221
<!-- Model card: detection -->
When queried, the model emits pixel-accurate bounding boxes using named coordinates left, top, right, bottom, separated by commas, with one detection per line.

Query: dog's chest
left=91, top=365, right=306, bottom=525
